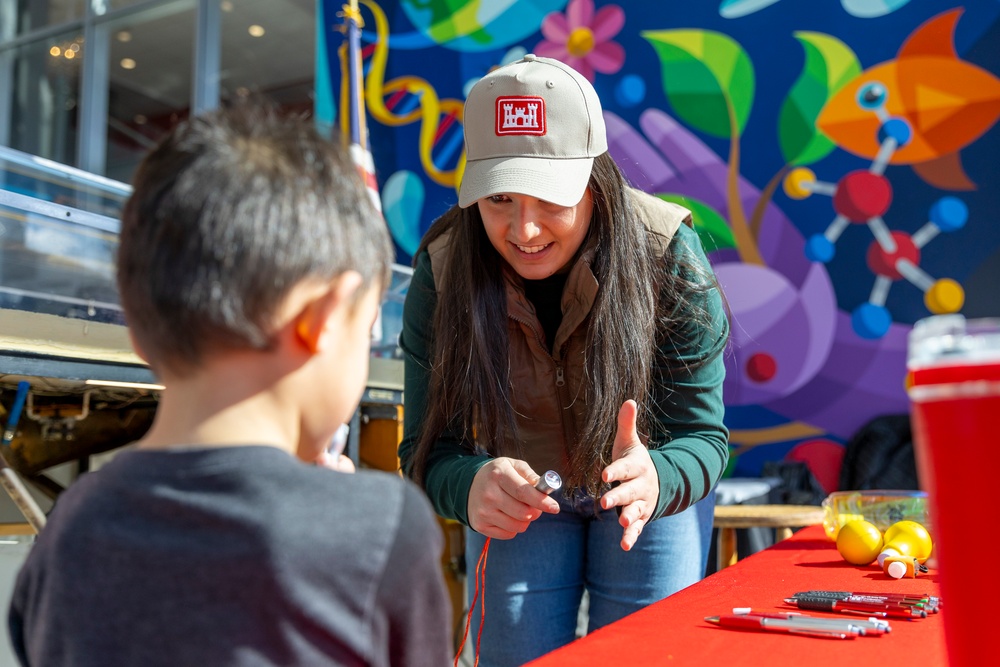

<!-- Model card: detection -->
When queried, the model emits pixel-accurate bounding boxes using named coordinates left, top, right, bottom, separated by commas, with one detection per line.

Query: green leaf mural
left=779, top=32, right=861, bottom=165
left=656, top=194, right=736, bottom=253
left=401, top=0, right=566, bottom=49
left=408, top=0, right=500, bottom=46
left=641, top=29, right=755, bottom=138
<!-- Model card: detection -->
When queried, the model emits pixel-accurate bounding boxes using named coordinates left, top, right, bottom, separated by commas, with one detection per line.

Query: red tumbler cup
left=908, top=315, right=1000, bottom=667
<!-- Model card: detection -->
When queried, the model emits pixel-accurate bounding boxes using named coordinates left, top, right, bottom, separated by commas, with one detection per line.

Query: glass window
left=13, top=0, right=85, bottom=36
left=1, top=3, right=14, bottom=41
left=1, top=0, right=316, bottom=180
left=219, top=0, right=314, bottom=114
left=6, top=30, right=83, bottom=166
left=106, top=0, right=150, bottom=10
left=104, top=5, right=195, bottom=183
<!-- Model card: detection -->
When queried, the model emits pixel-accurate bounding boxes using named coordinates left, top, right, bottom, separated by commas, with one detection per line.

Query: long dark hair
left=410, top=153, right=724, bottom=497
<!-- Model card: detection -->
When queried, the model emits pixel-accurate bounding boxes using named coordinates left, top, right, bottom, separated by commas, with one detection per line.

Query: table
left=527, top=524, right=946, bottom=666
left=713, top=503, right=826, bottom=569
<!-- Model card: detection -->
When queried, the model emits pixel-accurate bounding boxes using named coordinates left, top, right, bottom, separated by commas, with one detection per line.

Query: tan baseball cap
left=458, top=54, right=608, bottom=208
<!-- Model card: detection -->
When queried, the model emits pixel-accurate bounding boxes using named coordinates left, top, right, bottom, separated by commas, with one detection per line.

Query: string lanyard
left=453, top=471, right=562, bottom=666
left=454, top=537, right=491, bottom=667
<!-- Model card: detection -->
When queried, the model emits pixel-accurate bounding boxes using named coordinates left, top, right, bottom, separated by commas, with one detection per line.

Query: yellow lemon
left=836, top=519, right=884, bottom=566
left=883, top=520, right=933, bottom=563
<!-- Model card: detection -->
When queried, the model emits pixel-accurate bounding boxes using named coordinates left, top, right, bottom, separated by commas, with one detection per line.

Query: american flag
left=338, top=1, right=385, bottom=346
left=339, top=0, right=381, bottom=213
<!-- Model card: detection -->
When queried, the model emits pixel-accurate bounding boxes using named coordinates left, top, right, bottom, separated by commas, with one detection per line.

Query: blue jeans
left=462, top=489, right=716, bottom=666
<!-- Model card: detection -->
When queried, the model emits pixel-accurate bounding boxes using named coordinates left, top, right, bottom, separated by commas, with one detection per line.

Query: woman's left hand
left=600, top=399, right=659, bottom=551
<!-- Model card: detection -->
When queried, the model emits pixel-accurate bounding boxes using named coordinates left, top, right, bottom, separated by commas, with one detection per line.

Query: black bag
left=838, top=414, right=919, bottom=491
left=762, top=460, right=827, bottom=506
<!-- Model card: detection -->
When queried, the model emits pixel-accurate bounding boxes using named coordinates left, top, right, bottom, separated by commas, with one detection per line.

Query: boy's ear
left=293, top=271, right=364, bottom=354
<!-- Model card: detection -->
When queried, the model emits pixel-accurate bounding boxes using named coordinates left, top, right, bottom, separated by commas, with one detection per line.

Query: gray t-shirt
left=8, top=445, right=452, bottom=666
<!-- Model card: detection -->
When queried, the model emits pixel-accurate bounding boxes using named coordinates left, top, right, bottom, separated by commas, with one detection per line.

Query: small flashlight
left=535, top=470, right=562, bottom=495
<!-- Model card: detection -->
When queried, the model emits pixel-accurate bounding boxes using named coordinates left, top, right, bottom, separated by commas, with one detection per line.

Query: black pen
left=785, top=596, right=927, bottom=619
left=790, top=591, right=935, bottom=615
left=793, top=590, right=940, bottom=612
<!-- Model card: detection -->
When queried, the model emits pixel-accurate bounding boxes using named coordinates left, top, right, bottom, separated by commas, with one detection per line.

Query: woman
left=399, top=55, right=729, bottom=665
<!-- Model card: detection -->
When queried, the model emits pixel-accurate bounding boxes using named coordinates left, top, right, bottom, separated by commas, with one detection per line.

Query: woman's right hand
left=468, top=457, right=561, bottom=539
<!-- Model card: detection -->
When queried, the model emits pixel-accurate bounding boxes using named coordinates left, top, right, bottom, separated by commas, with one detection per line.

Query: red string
left=454, top=536, right=491, bottom=667
left=474, top=538, right=489, bottom=662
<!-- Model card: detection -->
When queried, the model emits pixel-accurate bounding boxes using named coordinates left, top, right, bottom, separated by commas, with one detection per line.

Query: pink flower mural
left=534, top=0, right=626, bottom=81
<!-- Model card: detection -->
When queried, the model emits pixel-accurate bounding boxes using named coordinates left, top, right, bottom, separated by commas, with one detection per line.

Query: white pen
left=705, top=614, right=857, bottom=639
left=733, top=610, right=889, bottom=636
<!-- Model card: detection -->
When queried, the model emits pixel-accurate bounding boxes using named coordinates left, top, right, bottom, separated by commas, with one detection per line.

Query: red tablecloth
left=527, top=524, right=946, bottom=666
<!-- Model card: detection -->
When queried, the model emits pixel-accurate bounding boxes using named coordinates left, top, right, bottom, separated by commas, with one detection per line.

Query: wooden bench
left=712, top=504, right=825, bottom=570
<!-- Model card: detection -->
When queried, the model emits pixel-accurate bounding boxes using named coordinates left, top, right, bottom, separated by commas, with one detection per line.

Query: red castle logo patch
left=495, top=96, right=546, bottom=136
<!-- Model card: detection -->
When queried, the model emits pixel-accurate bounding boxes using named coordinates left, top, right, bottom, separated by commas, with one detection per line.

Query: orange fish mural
left=817, top=8, right=1000, bottom=190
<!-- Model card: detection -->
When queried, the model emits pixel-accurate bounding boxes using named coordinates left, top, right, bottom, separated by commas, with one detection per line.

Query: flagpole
left=342, top=0, right=366, bottom=151
left=338, top=0, right=386, bottom=351
left=339, top=1, right=382, bottom=215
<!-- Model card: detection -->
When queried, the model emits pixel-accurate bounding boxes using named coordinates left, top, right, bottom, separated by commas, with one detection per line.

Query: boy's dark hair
left=117, top=102, right=393, bottom=376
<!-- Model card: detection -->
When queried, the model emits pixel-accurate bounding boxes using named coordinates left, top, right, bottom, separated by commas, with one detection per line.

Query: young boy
left=7, top=105, right=452, bottom=666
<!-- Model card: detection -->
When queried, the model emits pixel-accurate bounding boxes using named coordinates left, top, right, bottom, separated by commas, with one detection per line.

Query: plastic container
left=908, top=315, right=1000, bottom=667
left=821, top=490, right=929, bottom=541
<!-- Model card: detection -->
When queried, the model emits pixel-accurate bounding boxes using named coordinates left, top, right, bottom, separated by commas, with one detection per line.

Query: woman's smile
left=479, top=190, right=593, bottom=280
left=514, top=241, right=553, bottom=255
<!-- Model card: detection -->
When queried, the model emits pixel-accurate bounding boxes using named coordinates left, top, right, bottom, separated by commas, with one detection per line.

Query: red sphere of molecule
left=832, top=170, right=893, bottom=222
left=867, top=231, right=920, bottom=280
left=746, top=352, right=777, bottom=382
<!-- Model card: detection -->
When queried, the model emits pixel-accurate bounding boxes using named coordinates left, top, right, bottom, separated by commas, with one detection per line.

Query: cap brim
left=458, top=156, right=594, bottom=208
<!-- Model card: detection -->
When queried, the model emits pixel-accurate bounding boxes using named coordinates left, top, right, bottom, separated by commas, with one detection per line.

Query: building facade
left=0, top=0, right=315, bottom=183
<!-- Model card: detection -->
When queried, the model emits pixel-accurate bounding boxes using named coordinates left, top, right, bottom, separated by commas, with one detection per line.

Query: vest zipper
left=509, top=314, right=564, bottom=387
left=509, top=313, right=577, bottom=464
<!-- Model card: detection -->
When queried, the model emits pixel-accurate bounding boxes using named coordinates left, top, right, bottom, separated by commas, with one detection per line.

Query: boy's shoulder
left=49, top=446, right=433, bottom=539
left=11, top=450, right=449, bottom=667
left=27, top=447, right=441, bottom=601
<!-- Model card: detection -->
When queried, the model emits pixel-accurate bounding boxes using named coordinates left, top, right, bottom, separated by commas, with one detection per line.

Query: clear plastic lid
left=908, top=315, right=1000, bottom=369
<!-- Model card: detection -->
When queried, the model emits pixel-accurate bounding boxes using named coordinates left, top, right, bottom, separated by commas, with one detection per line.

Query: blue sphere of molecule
left=852, top=303, right=892, bottom=339
left=878, top=118, right=912, bottom=147
left=805, top=234, right=835, bottom=263
left=615, top=74, right=646, bottom=108
left=929, top=196, right=968, bottom=232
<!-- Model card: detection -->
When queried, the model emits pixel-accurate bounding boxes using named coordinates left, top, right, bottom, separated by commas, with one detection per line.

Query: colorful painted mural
left=317, top=0, right=1000, bottom=483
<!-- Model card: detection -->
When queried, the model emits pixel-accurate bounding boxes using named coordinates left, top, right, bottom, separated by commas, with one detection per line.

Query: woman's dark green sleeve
left=398, top=250, right=490, bottom=526
left=648, top=223, right=730, bottom=521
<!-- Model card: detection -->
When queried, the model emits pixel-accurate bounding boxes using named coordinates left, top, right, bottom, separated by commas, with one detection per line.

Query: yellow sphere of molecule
left=836, top=519, right=884, bottom=566
left=925, top=278, right=964, bottom=314
left=783, top=167, right=816, bottom=200
left=883, top=520, right=933, bottom=564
